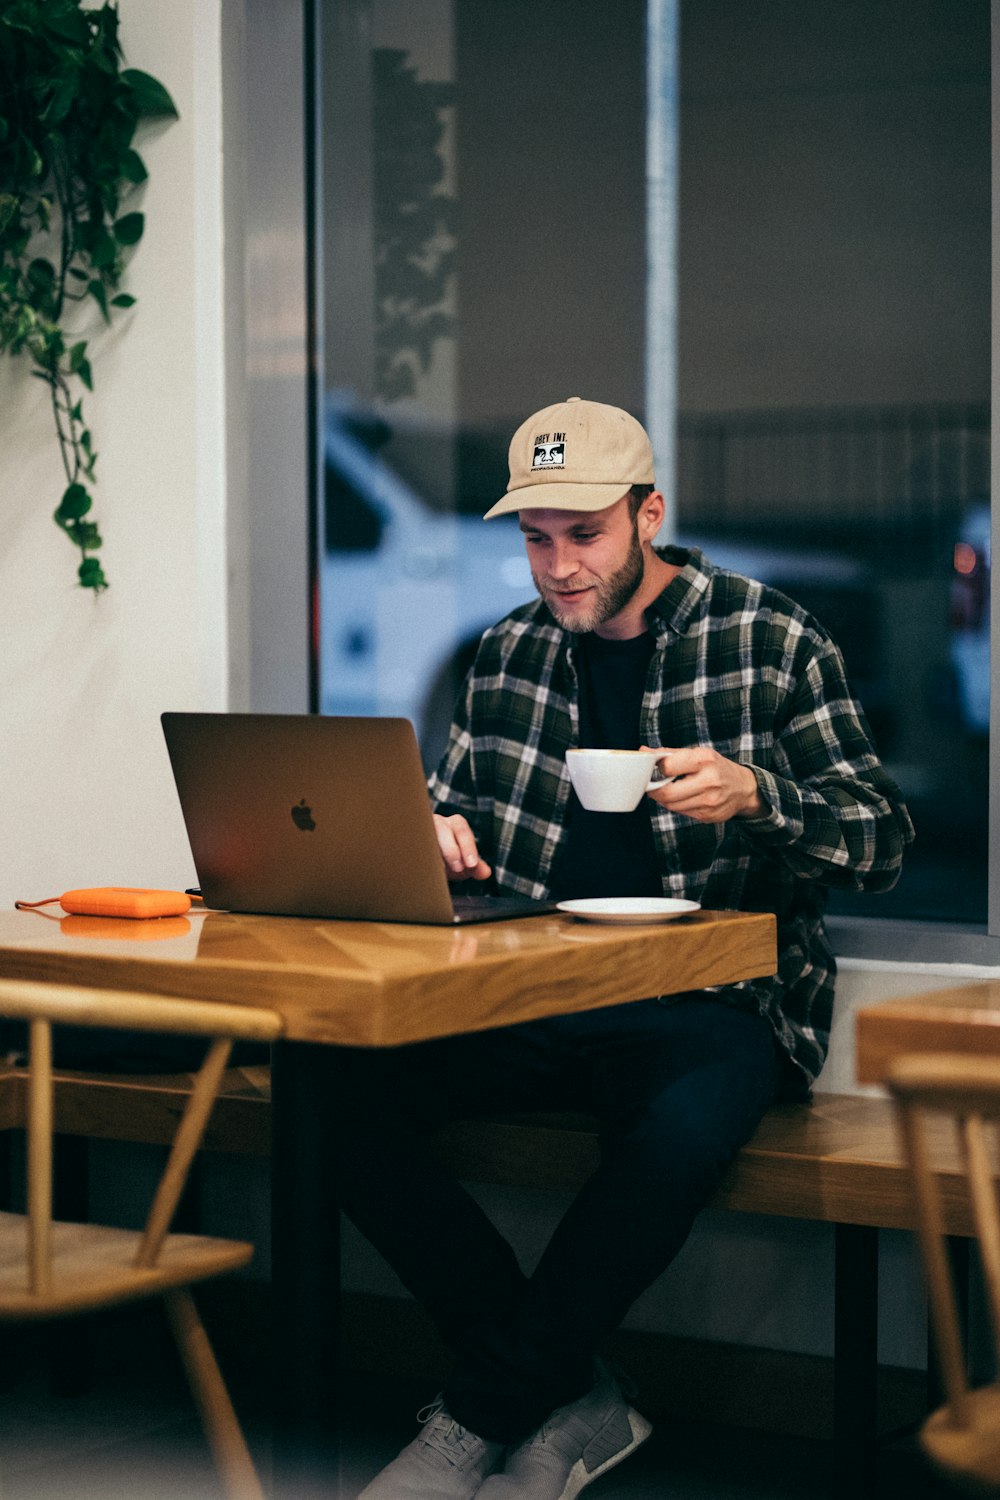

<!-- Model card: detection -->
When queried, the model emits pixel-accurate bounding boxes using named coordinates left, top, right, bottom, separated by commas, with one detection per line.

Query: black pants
left=329, top=993, right=782, bottom=1442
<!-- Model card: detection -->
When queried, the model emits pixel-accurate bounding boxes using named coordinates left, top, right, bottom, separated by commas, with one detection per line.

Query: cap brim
left=483, top=481, right=635, bottom=520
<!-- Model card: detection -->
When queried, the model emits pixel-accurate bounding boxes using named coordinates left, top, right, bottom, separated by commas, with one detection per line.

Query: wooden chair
left=887, top=1053, right=1000, bottom=1493
left=0, top=978, right=283, bottom=1500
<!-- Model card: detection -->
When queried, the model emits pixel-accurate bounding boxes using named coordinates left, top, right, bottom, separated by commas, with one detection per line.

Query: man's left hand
left=642, top=745, right=765, bottom=823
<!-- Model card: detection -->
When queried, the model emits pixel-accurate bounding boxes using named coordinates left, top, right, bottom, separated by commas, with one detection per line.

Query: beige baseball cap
left=483, top=397, right=655, bottom=519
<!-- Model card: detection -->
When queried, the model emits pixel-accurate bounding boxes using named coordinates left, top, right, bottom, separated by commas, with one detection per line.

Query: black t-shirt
left=549, top=631, right=663, bottom=901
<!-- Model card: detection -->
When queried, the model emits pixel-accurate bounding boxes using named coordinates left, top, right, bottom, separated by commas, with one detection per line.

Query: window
left=314, top=0, right=993, bottom=941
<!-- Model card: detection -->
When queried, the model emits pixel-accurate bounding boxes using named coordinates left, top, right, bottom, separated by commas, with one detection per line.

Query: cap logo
left=531, top=433, right=565, bottom=470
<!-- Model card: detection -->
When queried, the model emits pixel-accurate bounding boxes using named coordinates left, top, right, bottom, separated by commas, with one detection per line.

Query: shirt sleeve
left=737, top=635, right=915, bottom=891
left=427, top=668, right=481, bottom=825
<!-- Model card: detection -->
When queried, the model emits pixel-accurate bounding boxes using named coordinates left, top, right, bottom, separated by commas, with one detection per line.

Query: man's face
left=518, top=496, right=645, bottom=634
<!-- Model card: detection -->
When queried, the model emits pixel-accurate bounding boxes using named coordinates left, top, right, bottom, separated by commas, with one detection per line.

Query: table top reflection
left=0, top=905, right=777, bottom=1048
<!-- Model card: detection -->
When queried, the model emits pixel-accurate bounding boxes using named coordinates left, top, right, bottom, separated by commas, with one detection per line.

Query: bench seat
left=11, top=1064, right=969, bottom=1234
left=431, top=1092, right=975, bottom=1235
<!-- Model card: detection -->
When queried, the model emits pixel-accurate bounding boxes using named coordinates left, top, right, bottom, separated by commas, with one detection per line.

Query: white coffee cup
left=565, top=748, right=667, bottom=812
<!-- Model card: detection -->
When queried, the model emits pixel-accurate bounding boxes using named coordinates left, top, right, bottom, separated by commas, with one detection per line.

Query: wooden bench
left=0, top=1060, right=968, bottom=1482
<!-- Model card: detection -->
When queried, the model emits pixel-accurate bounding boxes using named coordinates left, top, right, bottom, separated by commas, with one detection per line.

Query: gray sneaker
left=475, top=1365, right=652, bottom=1500
left=357, top=1397, right=506, bottom=1498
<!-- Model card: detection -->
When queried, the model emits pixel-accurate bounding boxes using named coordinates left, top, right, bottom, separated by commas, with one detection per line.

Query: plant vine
left=0, top=0, right=178, bottom=591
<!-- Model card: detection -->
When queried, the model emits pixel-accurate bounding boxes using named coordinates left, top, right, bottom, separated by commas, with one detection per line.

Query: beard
left=534, top=523, right=645, bottom=633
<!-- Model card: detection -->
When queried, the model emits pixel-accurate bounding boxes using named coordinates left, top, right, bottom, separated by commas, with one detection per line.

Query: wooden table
left=856, top=982, right=1000, bottom=1086
left=0, top=904, right=776, bottom=1495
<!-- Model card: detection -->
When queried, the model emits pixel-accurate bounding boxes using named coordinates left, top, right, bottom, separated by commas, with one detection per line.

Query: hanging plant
left=0, top=0, right=178, bottom=592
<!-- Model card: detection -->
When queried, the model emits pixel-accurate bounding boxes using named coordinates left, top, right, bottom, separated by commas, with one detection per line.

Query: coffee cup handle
left=646, top=772, right=676, bottom=792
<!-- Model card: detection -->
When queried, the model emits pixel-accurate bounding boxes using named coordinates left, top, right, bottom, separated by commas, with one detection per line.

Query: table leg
left=833, top=1222, right=879, bottom=1487
left=271, top=1039, right=342, bottom=1498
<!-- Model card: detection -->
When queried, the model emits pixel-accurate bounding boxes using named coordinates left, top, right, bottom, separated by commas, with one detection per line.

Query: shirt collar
left=643, top=545, right=713, bottom=640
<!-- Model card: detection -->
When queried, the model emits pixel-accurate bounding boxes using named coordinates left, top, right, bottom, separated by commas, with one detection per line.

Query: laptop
left=160, top=712, right=555, bottom=925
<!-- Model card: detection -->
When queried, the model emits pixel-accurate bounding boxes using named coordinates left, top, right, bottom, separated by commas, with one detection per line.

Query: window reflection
left=317, top=0, right=989, bottom=924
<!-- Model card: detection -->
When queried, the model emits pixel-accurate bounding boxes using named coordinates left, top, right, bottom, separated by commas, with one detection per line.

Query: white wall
left=0, top=2, right=234, bottom=909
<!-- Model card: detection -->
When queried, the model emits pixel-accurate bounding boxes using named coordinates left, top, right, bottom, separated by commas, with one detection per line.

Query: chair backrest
left=0, top=979, right=283, bottom=1304
left=887, top=1052, right=1000, bottom=1490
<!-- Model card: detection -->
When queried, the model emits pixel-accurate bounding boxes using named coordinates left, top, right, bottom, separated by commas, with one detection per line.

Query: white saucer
left=556, top=897, right=702, bottom=925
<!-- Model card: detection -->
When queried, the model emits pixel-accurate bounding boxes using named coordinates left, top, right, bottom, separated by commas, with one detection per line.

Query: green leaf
left=27, top=258, right=56, bottom=289
left=40, top=75, right=78, bottom=127
left=87, top=278, right=108, bottom=322
left=43, top=8, right=91, bottom=45
left=78, top=557, right=108, bottom=591
left=68, top=341, right=88, bottom=373
left=121, top=68, right=179, bottom=119
left=110, top=293, right=136, bottom=308
left=55, top=483, right=92, bottom=523
left=72, top=520, right=102, bottom=550
left=89, top=231, right=117, bottom=270
left=113, top=211, right=144, bottom=247
left=77, top=356, right=93, bottom=390
left=120, top=149, right=148, bottom=185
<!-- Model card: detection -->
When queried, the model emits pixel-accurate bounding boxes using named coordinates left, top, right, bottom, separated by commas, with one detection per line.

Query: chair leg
left=0, top=1127, right=12, bottom=1211
left=0, top=1132, right=14, bottom=1393
left=927, top=1236, right=971, bottom=1411
left=163, top=1288, right=265, bottom=1500
left=48, top=1134, right=95, bottom=1396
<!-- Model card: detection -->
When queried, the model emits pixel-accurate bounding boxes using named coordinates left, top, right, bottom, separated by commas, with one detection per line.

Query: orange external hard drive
left=58, top=887, right=192, bottom=919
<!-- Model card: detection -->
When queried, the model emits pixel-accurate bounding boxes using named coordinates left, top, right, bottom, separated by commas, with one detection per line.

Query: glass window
left=315, top=0, right=990, bottom=928
left=317, top=0, right=650, bottom=773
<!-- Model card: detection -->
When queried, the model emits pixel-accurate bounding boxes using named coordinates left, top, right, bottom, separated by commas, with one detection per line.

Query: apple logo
left=291, top=798, right=317, bottom=832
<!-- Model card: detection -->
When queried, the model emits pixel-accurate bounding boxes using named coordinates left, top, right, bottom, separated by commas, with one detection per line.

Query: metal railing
left=677, top=402, right=989, bottom=565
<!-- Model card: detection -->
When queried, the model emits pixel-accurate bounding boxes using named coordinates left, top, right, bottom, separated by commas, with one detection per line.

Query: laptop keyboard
left=450, top=892, right=554, bottom=922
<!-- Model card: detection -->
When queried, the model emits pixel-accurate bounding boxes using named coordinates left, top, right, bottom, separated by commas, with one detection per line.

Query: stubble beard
left=535, top=524, right=646, bottom=633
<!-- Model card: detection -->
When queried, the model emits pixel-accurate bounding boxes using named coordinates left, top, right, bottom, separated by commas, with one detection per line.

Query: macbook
left=160, top=712, right=555, bottom=925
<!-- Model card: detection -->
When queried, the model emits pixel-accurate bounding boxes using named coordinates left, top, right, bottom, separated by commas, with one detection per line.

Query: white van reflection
left=320, top=399, right=535, bottom=756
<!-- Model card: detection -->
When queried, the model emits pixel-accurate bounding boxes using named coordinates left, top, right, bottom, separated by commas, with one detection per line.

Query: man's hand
left=433, top=813, right=493, bottom=881
left=643, top=746, right=764, bottom=823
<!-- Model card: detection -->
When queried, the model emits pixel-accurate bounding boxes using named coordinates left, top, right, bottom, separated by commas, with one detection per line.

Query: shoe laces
left=416, top=1396, right=445, bottom=1426
left=415, top=1396, right=481, bottom=1460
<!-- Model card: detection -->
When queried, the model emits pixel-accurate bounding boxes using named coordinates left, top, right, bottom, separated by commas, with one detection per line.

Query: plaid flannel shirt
left=429, top=546, right=914, bottom=1089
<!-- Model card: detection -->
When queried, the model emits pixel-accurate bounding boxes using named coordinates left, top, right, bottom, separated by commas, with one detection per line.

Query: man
left=338, top=397, right=913, bottom=1499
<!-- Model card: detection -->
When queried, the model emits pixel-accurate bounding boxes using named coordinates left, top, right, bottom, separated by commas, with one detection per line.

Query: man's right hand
left=433, top=813, right=492, bottom=882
